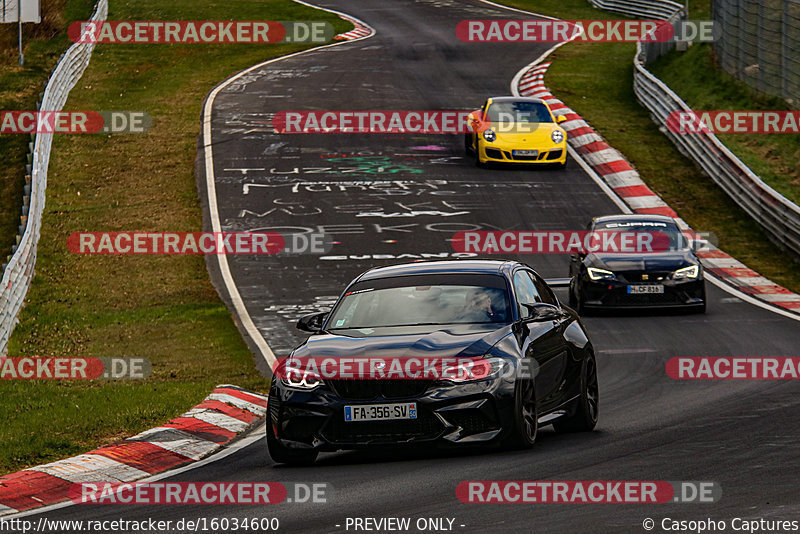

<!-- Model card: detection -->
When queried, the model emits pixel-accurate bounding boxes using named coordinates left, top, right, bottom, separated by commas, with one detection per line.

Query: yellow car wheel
left=475, top=141, right=487, bottom=168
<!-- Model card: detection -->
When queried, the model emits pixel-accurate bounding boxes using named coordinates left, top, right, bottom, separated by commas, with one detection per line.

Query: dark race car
left=568, top=214, right=706, bottom=314
left=267, top=260, right=599, bottom=465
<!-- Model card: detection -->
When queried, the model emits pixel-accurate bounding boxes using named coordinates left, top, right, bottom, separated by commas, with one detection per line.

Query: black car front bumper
left=579, top=277, right=706, bottom=309
left=268, top=377, right=516, bottom=452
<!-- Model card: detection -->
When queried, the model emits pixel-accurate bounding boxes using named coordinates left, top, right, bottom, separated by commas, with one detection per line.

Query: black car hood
left=586, top=251, right=696, bottom=272
left=291, top=325, right=512, bottom=360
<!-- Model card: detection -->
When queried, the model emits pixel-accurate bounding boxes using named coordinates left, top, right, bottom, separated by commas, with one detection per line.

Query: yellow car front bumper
left=478, top=141, right=567, bottom=165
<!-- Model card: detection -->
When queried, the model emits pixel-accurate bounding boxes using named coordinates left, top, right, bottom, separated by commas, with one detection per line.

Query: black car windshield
left=594, top=220, right=689, bottom=252
left=486, top=101, right=553, bottom=124
left=326, top=274, right=511, bottom=330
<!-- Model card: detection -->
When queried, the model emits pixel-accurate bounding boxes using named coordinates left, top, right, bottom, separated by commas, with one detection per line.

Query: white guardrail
left=588, top=0, right=800, bottom=259
left=587, top=0, right=682, bottom=19
left=0, top=0, right=108, bottom=356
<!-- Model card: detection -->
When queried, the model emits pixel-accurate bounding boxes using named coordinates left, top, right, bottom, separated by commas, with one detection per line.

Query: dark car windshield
left=486, top=101, right=553, bottom=124
left=593, top=220, right=689, bottom=252
left=326, top=274, right=511, bottom=331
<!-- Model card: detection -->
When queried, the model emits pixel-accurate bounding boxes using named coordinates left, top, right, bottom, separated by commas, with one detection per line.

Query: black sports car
left=267, top=260, right=599, bottom=465
left=568, top=214, right=706, bottom=313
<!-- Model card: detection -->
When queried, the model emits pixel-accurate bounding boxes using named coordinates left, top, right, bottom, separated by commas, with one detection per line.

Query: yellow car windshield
left=487, top=102, right=553, bottom=124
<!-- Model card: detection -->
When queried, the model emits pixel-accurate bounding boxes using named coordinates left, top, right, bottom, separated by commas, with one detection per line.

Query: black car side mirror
left=522, top=303, right=564, bottom=321
left=297, top=311, right=328, bottom=333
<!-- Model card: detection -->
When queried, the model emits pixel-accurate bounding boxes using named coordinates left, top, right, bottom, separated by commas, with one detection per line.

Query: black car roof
left=356, top=260, right=517, bottom=282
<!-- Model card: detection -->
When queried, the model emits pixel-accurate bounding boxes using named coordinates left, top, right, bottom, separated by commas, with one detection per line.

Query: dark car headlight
left=440, top=356, right=509, bottom=383
left=483, top=129, right=496, bottom=142
left=672, top=265, right=699, bottom=280
left=587, top=267, right=617, bottom=281
left=551, top=129, right=565, bottom=143
left=281, top=371, right=322, bottom=390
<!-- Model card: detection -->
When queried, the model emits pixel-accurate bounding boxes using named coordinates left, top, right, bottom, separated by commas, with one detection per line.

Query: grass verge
left=1, top=1, right=351, bottom=474
left=0, top=0, right=95, bottom=264
left=649, top=44, right=800, bottom=206
left=500, top=0, right=800, bottom=293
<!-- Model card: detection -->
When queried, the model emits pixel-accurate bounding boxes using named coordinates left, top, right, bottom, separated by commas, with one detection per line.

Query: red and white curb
left=516, top=62, right=800, bottom=314
left=333, top=13, right=373, bottom=41
left=0, top=385, right=266, bottom=517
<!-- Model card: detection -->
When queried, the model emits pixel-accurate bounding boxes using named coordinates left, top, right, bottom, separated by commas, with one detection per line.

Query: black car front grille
left=619, top=271, right=672, bottom=283
left=322, top=411, right=442, bottom=443
left=327, top=379, right=433, bottom=400
left=508, top=151, right=545, bottom=161
left=282, top=416, right=323, bottom=441
left=443, top=409, right=498, bottom=434
left=615, top=291, right=684, bottom=305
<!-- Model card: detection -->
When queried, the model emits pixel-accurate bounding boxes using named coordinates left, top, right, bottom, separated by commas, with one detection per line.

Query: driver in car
left=460, top=291, right=503, bottom=322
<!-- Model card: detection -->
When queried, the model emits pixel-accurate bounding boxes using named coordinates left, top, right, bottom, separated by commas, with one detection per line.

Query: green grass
left=499, top=0, right=800, bottom=292
left=0, top=0, right=96, bottom=264
left=0, top=0, right=351, bottom=474
left=649, top=44, right=800, bottom=207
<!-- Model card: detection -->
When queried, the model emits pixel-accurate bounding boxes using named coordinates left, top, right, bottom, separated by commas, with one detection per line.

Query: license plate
left=512, top=149, right=538, bottom=156
left=627, top=285, right=664, bottom=294
left=344, top=403, right=417, bottom=422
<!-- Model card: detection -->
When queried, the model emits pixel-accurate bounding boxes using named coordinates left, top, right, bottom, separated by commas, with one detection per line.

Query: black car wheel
left=554, top=354, right=599, bottom=433
left=504, top=378, right=537, bottom=449
left=266, top=419, right=318, bottom=466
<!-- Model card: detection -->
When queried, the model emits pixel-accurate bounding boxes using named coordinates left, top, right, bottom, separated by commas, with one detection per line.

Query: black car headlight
left=587, top=267, right=617, bottom=281
left=551, top=129, right=565, bottom=143
left=281, top=371, right=322, bottom=390
left=483, top=129, right=496, bottom=142
left=672, top=265, right=699, bottom=280
left=440, top=356, right=509, bottom=383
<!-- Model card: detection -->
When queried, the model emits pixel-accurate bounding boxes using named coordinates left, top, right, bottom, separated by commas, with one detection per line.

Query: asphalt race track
left=25, top=0, right=800, bottom=532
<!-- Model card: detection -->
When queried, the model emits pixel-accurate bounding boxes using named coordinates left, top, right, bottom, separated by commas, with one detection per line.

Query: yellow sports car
left=465, top=96, right=568, bottom=168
